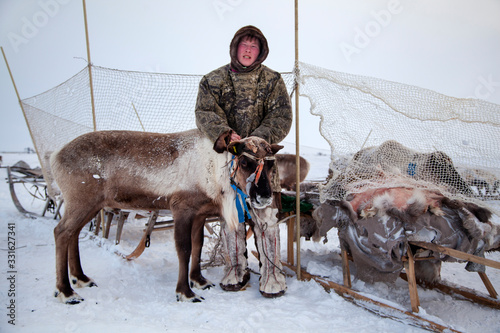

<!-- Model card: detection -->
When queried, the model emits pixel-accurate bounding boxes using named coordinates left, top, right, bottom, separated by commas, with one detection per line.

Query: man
left=195, top=25, right=292, bottom=297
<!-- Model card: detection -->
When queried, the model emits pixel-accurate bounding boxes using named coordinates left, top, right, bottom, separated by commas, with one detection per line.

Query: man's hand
left=230, top=132, right=241, bottom=142
left=214, top=130, right=241, bottom=153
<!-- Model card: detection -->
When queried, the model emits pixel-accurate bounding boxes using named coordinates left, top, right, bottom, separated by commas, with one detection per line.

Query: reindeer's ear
left=270, top=144, right=284, bottom=155
left=213, top=130, right=232, bottom=153
left=227, top=141, right=245, bottom=156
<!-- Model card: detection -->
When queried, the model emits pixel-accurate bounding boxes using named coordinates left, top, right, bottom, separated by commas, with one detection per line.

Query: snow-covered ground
left=1, top=148, right=499, bottom=333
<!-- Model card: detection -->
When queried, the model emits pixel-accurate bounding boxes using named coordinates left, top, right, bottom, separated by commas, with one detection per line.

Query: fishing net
left=20, top=65, right=295, bottom=198
left=297, top=62, right=500, bottom=214
left=21, top=62, right=500, bottom=215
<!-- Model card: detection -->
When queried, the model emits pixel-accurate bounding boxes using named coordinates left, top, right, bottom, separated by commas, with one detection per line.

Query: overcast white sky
left=1, top=0, right=499, bottom=152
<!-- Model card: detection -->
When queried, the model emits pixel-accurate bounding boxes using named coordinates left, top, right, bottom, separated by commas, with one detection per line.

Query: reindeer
left=351, top=140, right=474, bottom=197
left=50, top=129, right=283, bottom=304
left=275, top=153, right=310, bottom=190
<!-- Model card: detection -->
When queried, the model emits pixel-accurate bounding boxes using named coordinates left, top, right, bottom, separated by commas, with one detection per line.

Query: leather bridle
left=230, top=152, right=275, bottom=186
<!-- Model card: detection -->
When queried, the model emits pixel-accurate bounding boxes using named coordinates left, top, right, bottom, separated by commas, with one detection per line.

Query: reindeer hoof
left=176, top=292, right=205, bottom=302
left=65, top=297, right=84, bottom=305
left=190, top=280, right=215, bottom=290
left=71, top=276, right=97, bottom=288
left=260, top=289, right=286, bottom=298
left=54, top=290, right=85, bottom=304
left=203, top=283, right=215, bottom=290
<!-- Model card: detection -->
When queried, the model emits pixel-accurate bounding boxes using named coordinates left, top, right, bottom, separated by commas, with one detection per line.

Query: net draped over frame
left=21, top=62, right=500, bottom=216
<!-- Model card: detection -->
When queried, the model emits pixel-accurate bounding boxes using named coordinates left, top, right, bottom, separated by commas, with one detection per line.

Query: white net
left=297, top=62, right=500, bottom=214
left=20, top=62, right=500, bottom=214
left=20, top=65, right=295, bottom=198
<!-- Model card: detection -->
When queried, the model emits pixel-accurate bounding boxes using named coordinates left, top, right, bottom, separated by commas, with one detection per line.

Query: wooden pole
left=404, top=246, right=421, bottom=313
left=282, top=261, right=462, bottom=333
left=82, top=0, right=103, bottom=223
left=1, top=47, right=43, bottom=167
left=132, top=103, right=146, bottom=131
left=82, top=0, right=97, bottom=131
left=410, top=241, right=500, bottom=270
left=294, top=0, right=301, bottom=280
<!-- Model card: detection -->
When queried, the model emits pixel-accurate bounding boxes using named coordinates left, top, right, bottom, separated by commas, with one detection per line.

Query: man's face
left=237, top=37, right=260, bottom=67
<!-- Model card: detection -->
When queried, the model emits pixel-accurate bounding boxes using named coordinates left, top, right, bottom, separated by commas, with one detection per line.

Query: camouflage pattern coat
left=195, top=64, right=292, bottom=144
left=195, top=64, right=292, bottom=191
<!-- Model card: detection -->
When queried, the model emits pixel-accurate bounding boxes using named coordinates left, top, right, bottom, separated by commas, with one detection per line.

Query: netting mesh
left=21, top=65, right=295, bottom=198
left=297, top=62, right=500, bottom=214
left=21, top=62, right=500, bottom=215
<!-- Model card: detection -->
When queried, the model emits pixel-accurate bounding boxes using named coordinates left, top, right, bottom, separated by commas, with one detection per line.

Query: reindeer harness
left=229, top=152, right=275, bottom=223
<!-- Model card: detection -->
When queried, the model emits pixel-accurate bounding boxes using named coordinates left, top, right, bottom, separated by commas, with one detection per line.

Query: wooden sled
left=91, top=209, right=169, bottom=260
left=91, top=208, right=219, bottom=260
left=123, top=213, right=219, bottom=260
left=282, top=261, right=463, bottom=333
left=403, top=241, right=499, bottom=312
left=283, top=218, right=499, bottom=332
left=3, top=162, right=62, bottom=219
left=339, top=241, right=500, bottom=313
left=124, top=210, right=161, bottom=260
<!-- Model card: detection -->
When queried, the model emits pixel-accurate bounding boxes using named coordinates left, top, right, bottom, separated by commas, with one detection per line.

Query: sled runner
left=3, top=161, right=62, bottom=218
left=339, top=242, right=500, bottom=313
left=401, top=241, right=500, bottom=312
left=283, top=243, right=499, bottom=332
left=282, top=261, right=463, bottom=333
left=89, top=207, right=220, bottom=260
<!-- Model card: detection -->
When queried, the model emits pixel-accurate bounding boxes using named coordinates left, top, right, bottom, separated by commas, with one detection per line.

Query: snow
left=1, top=149, right=500, bottom=333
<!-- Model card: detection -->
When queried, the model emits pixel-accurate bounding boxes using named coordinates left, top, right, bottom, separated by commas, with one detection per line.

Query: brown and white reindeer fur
left=216, top=137, right=288, bottom=297
left=351, top=140, right=474, bottom=196
left=276, top=154, right=310, bottom=190
left=347, top=187, right=446, bottom=221
left=313, top=187, right=499, bottom=285
left=50, top=129, right=283, bottom=304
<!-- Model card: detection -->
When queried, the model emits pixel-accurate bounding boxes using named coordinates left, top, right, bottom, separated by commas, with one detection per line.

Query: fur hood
left=230, top=25, right=269, bottom=73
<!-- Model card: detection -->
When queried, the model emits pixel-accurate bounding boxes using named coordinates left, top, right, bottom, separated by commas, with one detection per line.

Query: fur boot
left=220, top=221, right=250, bottom=291
left=251, top=206, right=287, bottom=297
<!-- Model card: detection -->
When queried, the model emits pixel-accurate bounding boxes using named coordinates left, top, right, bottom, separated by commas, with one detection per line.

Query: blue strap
left=231, top=184, right=251, bottom=223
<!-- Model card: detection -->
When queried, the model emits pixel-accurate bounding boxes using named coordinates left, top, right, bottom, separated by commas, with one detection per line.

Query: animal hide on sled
left=315, top=140, right=500, bottom=284
left=313, top=188, right=500, bottom=284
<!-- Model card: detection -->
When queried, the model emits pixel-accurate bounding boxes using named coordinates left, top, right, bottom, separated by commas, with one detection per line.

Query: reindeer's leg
left=68, top=226, right=97, bottom=289
left=189, top=215, right=215, bottom=290
left=174, top=211, right=204, bottom=302
left=54, top=220, right=85, bottom=303
left=219, top=221, right=250, bottom=291
left=54, top=218, right=78, bottom=304
left=251, top=204, right=287, bottom=298
left=54, top=205, right=101, bottom=304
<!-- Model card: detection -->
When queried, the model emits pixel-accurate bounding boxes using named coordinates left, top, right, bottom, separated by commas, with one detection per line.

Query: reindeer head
left=214, top=132, right=282, bottom=209
left=228, top=137, right=282, bottom=209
